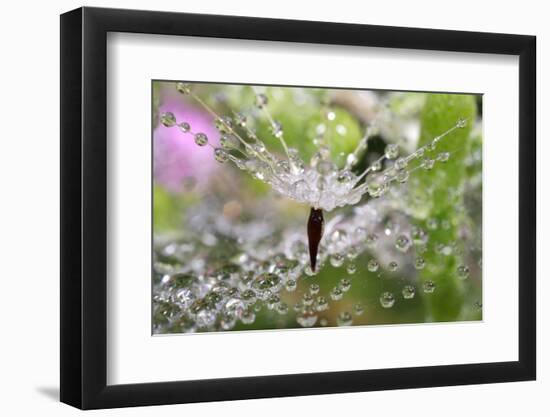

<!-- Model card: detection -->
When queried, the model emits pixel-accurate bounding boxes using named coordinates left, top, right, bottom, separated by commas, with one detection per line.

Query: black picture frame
left=60, top=6, right=536, bottom=410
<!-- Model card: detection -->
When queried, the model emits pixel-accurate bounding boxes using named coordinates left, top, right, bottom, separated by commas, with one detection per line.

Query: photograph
left=152, top=81, right=483, bottom=334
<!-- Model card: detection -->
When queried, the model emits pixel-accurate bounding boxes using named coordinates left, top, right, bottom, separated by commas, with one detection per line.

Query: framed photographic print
left=60, top=6, right=536, bottom=409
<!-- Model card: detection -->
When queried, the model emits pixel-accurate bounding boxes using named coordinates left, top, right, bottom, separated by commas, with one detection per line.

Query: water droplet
left=295, top=313, right=318, bottom=328
left=220, top=134, right=239, bottom=149
left=215, top=116, right=233, bottom=134
left=380, top=292, right=395, bottom=308
left=395, top=235, right=411, bottom=252
left=285, top=279, right=297, bottom=292
left=437, top=152, right=450, bottom=162
left=160, top=112, right=177, bottom=127
left=304, top=265, right=317, bottom=276
left=346, top=263, right=357, bottom=274
left=366, top=234, right=378, bottom=248
left=194, top=132, right=208, bottom=146
left=385, top=144, right=399, bottom=159
left=339, top=278, right=351, bottom=292
left=367, top=259, right=379, bottom=272
left=396, top=170, right=409, bottom=183
left=346, top=153, right=358, bottom=167
left=234, top=112, right=247, bottom=127
left=337, top=311, right=353, bottom=326
left=371, top=160, right=382, bottom=172
left=367, top=179, right=386, bottom=198
left=176, top=82, right=191, bottom=94
left=241, top=289, right=257, bottom=304
left=394, top=157, right=408, bottom=170
left=388, top=261, right=398, bottom=272
left=195, top=309, right=217, bottom=328
left=214, top=148, right=229, bottom=163
left=241, top=309, right=256, bottom=324
left=421, top=158, right=435, bottom=170
left=267, top=294, right=281, bottom=310
left=252, top=273, right=280, bottom=291
left=276, top=302, right=289, bottom=315
left=255, top=93, right=268, bottom=109
left=402, top=285, right=416, bottom=299
left=330, top=253, right=345, bottom=268
left=414, top=257, right=426, bottom=270
left=330, top=287, right=343, bottom=301
left=457, top=118, right=467, bottom=128
left=315, top=296, right=329, bottom=312
left=220, top=311, right=237, bottom=330
left=457, top=265, right=470, bottom=280
left=353, top=303, right=364, bottom=315
left=293, top=302, right=304, bottom=313
left=178, top=121, right=191, bottom=132
left=427, top=218, right=439, bottom=230
left=302, top=293, right=314, bottom=307
left=271, top=120, right=283, bottom=138
left=309, top=283, right=320, bottom=295
left=423, top=280, right=436, bottom=293
left=347, top=245, right=359, bottom=260
left=411, top=226, right=427, bottom=244
left=337, top=170, right=354, bottom=183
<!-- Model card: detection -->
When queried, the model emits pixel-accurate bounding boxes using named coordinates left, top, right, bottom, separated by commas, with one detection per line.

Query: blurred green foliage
left=412, top=93, right=480, bottom=322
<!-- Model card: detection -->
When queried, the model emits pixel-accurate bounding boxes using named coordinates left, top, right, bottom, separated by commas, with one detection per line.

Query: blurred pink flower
left=154, top=92, right=220, bottom=192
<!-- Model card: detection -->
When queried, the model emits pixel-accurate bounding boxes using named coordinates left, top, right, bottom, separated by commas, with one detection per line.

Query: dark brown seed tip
left=307, top=207, right=324, bottom=272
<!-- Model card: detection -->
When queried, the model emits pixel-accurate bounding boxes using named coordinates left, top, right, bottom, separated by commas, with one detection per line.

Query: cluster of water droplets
left=153, top=83, right=480, bottom=333
left=160, top=82, right=465, bottom=212
left=153, top=183, right=479, bottom=333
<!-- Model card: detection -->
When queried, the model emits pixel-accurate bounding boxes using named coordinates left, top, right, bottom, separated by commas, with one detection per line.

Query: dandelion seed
left=166, top=81, right=464, bottom=273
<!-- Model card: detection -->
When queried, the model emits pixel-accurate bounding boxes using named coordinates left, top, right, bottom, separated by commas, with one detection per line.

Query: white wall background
left=0, top=0, right=545, bottom=415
